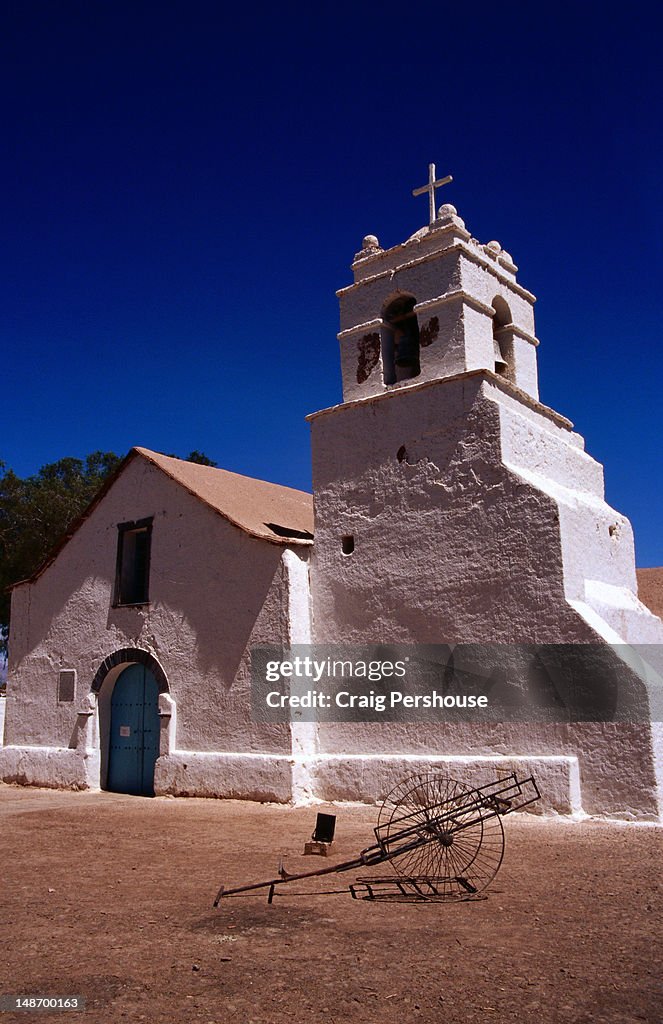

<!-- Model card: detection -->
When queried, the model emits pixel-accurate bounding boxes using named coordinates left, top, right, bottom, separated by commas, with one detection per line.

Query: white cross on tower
left=412, top=163, right=453, bottom=225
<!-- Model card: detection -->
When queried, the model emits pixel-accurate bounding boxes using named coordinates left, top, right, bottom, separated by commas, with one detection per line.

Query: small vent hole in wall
left=341, top=535, right=355, bottom=555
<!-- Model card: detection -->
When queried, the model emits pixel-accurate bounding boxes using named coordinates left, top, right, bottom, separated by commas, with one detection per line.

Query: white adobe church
left=2, top=168, right=662, bottom=819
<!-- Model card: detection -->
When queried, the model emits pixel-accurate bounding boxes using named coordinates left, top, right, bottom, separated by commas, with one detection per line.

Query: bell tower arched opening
left=382, top=294, right=421, bottom=385
left=492, top=296, right=514, bottom=381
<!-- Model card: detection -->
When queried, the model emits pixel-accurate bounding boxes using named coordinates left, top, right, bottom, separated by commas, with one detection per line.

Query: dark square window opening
left=114, top=517, right=153, bottom=606
left=57, top=669, right=76, bottom=703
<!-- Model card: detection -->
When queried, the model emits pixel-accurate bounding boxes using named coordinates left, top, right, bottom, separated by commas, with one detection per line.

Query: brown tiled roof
left=636, top=568, right=663, bottom=621
left=11, top=448, right=313, bottom=589
left=135, top=448, right=313, bottom=544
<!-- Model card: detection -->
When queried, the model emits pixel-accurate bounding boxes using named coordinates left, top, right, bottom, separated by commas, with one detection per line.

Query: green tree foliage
left=0, top=452, right=122, bottom=655
left=0, top=449, right=216, bottom=656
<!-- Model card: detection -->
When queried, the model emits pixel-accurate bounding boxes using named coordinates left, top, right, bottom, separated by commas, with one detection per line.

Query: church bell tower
left=337, top=198, right=539, bottom=405
left=303, top=165, right=663, bottom=821
left=307, top=166, right=663, bottom=651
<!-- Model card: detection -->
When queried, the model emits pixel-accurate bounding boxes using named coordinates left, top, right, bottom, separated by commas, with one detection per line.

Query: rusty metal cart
left=213, top=770, right=540, bottom=904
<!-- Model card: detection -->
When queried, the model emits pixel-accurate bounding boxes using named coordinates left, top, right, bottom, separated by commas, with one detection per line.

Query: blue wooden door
left=107, top=664, right=160, bottom=796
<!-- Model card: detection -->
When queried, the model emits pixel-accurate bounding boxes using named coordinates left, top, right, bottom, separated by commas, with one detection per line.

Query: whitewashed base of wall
left=1, top=743, right=584, bottom=818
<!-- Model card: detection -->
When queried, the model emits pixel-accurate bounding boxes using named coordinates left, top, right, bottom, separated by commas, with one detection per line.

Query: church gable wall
left=4, top=456, right=295, bottom=758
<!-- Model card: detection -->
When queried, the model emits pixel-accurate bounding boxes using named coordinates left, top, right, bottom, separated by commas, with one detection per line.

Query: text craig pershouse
left=266, top=686, right=488, bottom=713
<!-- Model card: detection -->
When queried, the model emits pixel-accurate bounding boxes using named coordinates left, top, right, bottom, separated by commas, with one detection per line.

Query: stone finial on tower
left=434, top=203, right=466, bottom=231
left=353, top=234, right=383, bottom=262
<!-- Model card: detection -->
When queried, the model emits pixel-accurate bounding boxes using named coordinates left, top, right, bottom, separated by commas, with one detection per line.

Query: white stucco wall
left=308, top=371, right=663, bottom=819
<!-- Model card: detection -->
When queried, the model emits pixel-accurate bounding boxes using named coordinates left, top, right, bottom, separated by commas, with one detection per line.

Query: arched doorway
left=91, top=647, right=170, bottom=794
left=107, top=664, right=160, bottom=796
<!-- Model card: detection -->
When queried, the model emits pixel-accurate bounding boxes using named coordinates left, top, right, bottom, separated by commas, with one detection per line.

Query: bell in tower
left=382, top=295, right=421, bottom=384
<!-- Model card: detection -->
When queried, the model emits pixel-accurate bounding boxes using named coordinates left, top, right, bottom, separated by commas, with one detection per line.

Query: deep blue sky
left=2, top=2, right=661, bottom=564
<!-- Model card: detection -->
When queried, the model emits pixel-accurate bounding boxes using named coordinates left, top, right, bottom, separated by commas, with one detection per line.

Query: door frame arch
left=91, top=648, right=170, bottom=791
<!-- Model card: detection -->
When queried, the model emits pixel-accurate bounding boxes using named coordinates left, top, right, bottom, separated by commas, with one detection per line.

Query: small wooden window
left=114, top=518, right=153, bottom=606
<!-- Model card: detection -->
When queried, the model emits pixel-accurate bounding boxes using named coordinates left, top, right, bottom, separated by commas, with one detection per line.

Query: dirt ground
left=0, top=784, right=661, bottom=1024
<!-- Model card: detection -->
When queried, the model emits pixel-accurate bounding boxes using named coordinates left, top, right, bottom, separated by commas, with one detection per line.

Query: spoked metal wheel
left=376, top=772, right=505, bottom=900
